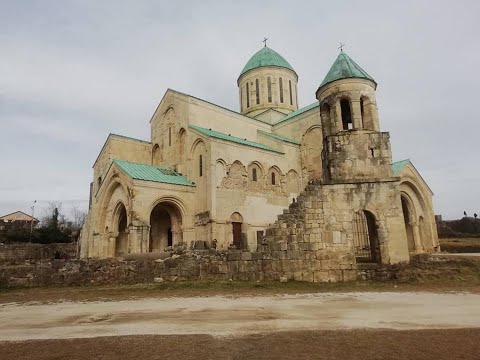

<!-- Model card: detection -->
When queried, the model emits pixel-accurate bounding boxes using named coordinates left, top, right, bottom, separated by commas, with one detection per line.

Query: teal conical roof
left=239, top=46, right=295, bottom=79
left=319, top=51, right=376, bottom=89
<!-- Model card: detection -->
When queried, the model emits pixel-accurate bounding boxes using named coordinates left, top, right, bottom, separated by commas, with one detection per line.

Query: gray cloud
left=1, top=0, right=479, bottom=219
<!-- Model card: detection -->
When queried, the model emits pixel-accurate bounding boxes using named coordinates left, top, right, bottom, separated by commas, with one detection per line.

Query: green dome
left=319, top=51, right=376, bottom=89
left=239, top=46, right=295, bottom=80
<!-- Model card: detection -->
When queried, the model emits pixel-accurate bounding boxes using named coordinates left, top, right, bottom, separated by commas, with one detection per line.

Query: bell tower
left=316, top=51, right=394, bottom=182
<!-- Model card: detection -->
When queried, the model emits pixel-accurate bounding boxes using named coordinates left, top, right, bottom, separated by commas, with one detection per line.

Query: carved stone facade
left=79, top=47, right=439, bottom=278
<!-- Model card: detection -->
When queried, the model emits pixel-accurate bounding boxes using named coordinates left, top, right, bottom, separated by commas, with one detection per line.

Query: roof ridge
left=273, top=101, right=320, bottom=125
left=189, top=125, right=284, bottom=154
left=110, top=133, right=150, bottom=144
left=0, top=210, right=39, bottom=221
left=166, top=89, right=271, bottom=126
left=258, top=130, right=300, bottom=145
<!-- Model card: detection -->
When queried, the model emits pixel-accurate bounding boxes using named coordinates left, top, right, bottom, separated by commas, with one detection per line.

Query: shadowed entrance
left=114, top=203, right=128, bottom=257
left=352, top=210, right=380, bottom=263
left=150, top=202, right=183, bottom=252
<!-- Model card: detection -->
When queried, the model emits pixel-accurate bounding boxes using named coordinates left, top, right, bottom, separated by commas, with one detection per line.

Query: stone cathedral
left=80, top=45, right=439, bottom=267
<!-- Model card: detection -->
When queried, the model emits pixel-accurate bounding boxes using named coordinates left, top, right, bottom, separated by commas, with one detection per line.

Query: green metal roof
left=319, top=52, right=376, bottom=89
left=239, top=46, right=295, bottom=79
left=189, top=125, right=284, bottom=154
left=258, top=130, right=300, bottom=145
left=274, top=101, right=319, bottom=125
left=114, top=160, right=195, bottom=187
left=392, top=159, right=411, bottom=175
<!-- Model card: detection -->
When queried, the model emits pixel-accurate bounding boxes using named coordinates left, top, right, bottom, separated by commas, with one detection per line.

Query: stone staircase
left=253, top=184, right=357, bottom=282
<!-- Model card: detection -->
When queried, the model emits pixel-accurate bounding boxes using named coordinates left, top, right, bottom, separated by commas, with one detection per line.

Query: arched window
left=168, top=127, right=172, bottom=146
left=255, top=78, right=260, bottom=104
left=267, top=77, right=272, bottom=102
left=271, top=172, right=276, bottom=185
left=252, top=168, right=257, bottom=182
left=97, top=176, right=102, bottom=188
left=352, top=210, right=380, bottom=263
left=340, top=98, right=353, bottom=130
left=279, top=78, right=284, bottom=103
left=289, top=80, right=293, bottom=105
left=295, top=84, right=298, bottom=106
left=360, top=98, right=365, bottom=128
left=240, top=85, right=243, bottom=108
left=246, top=83, right=250, bottom=108
left=199, top=154, right=203, bottom=177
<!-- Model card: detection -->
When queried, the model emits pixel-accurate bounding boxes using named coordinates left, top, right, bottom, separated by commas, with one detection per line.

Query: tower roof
left=319, top=51, right=376, bottom=89
left=239, top=46, right=295, bottom=80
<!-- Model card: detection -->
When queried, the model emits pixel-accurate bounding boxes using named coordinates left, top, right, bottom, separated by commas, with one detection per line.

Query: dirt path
left=1, top=291, right=479, bottom=341
left=3, top=330, right=480, bottom=360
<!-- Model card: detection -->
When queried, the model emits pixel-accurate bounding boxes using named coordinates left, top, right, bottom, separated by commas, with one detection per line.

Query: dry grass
left=440, top=237, right=480, bottom=253
left=1, top=329, right=480, bottom=360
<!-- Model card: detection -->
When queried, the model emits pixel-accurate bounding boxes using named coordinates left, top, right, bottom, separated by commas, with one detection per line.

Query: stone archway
left=352, top=210, right=380, bottom=263
left=230, top=212, right=244, bottom=250
left=114, top=203, right=128, bottom=257
left=149, top=202, right=183, bottom=252
left=401, top=194, right=422, bottom=254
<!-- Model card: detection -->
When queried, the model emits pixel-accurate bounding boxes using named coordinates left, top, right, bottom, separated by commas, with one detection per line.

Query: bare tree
left=70, top=206, right=87, bottom=230
left=41, top=201, right=65, bottom=229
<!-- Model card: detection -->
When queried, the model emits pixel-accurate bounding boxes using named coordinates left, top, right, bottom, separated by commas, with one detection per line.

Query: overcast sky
left=0, top=0, right=479, bottom=220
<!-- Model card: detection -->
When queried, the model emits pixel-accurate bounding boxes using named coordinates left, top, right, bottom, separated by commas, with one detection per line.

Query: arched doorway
left=114, top=203, right=128, bottom=257
left=401, top=195, right=416, bottom=253
left=150, top=202, right=183, bottom=252
left=230, top=212, right=244, bottom=249
left=352, top=210, right=380, bottom=263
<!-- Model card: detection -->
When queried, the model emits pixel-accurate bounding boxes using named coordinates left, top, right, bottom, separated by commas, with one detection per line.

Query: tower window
left=252, top=168, right=257, bottom=182
left=360, top=98, right=365, bottom=128
left=168, top=127, right=172, bottom=146
left=240, top=85, right=243, bottom=108
left=267, top=77, right=272, bottom=102
left=199, top=154, right=203, bottom=177
left=246, top=83, right=250, bottom=108
left=271, top=172, right=276, bottom=185
left=340, top=99, right=353, bottom=130
left=279, top=78, right=284, bottom=103
left=255, top=78, right=260, bottom=105
left=289, top=80, right=293, bottom=105
left=295, top=84, right=298, bottom=106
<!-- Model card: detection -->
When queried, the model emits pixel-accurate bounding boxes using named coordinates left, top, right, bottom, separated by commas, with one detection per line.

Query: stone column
left=128, top=224, right=150, bottom=253
left=410, top=222, right=423, bottom=253
left=351, top=99, right=363, bottom=130
left=181, top=227, right=196, bottom=248
left=334, top=100, right=342, bottom=133
left=370, top=103, right=380, bottom=131
left=108, top=235, right=117, bottom=258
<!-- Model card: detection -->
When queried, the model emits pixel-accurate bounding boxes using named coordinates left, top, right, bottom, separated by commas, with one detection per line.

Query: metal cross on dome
left=338, top=42, right=346, bottom=52
left=263, top=37, right=268, bottom=47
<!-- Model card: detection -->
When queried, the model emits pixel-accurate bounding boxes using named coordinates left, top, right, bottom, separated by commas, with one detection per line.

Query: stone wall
left=0, top=243, right=77, bottom=265
left=0, top=249, right=397, bottom=289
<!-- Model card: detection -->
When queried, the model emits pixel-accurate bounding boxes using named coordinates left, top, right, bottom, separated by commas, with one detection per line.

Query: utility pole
left=29, top=200, right=36, bottom=243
